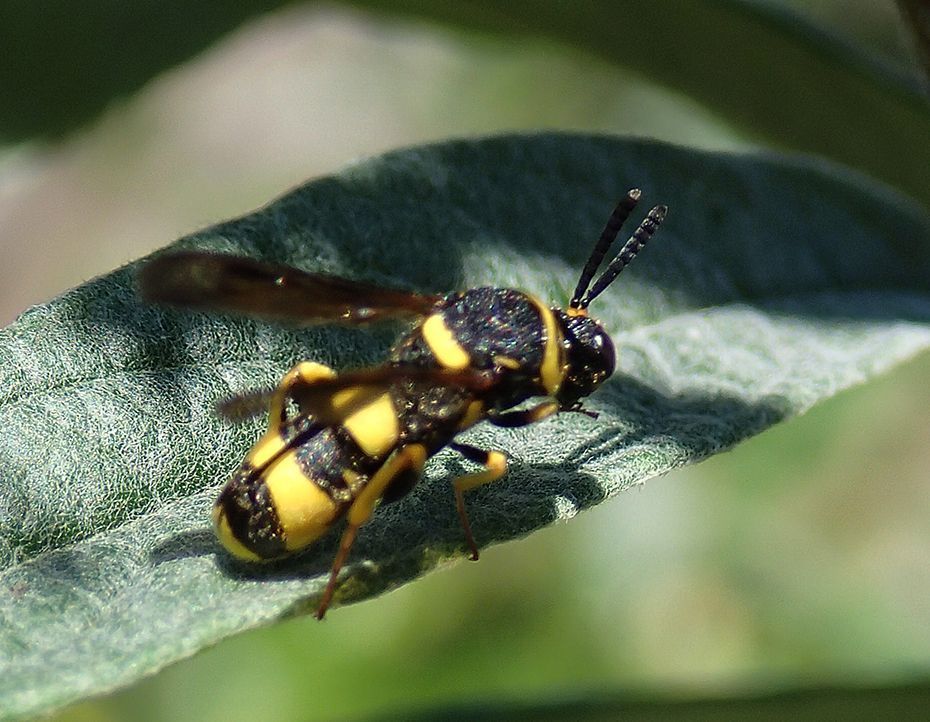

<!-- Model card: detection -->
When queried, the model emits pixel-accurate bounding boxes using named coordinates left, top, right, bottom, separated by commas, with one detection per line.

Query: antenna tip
left=651, top=205, right=669, bottom=220
left=627, top=188, right=642, bottom=201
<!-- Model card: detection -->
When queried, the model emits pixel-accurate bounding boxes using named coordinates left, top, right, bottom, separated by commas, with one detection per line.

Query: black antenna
left=578, top=204, right=667, bottom=309
left=569, top=189, right=641, bottom=309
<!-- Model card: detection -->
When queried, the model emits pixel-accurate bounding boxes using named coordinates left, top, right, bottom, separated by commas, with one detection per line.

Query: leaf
left=0, top=0, right=289, bottom=141
left=4, top=2, right=929, bottom=210
left=1, top=133, right=930, bottom=719
left=343, top=0, right=930, bottom=207
left=898, top=0, right=930, bottom=85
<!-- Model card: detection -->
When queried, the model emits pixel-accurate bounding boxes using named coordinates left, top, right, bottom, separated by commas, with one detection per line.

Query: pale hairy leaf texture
left=1, top=134, right=930, bottom=719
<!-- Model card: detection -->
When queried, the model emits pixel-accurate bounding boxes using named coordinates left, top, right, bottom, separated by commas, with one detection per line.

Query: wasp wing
left=138, top=251, right=441, bottom=324
left=214, top=388, right=277, bottom=421
left=217, top=366, right=496, bottom=425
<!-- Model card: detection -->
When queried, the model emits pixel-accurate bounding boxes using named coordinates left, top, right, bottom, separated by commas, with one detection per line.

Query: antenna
left=578, top=203, right=667, bottom=309
left=569, top=189, right=641, bottom=309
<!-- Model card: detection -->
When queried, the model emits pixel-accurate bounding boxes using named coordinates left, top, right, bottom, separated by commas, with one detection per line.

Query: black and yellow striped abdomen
left=214, top=423, right=366, bottom=560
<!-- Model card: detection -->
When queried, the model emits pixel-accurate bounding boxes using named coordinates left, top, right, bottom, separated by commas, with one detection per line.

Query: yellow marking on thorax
left=457, top=400, right=485, bottom=430
left=342, top=391, right=400, bottom=457
left=422, top=313, right=470, bottom=370
left=212, top=505, right=261, bottom=562
left=263, top=453, right=343, bottom=552
left=565, top=306, right=588, bottom=317
left=529, top=297, right=567, bottom=395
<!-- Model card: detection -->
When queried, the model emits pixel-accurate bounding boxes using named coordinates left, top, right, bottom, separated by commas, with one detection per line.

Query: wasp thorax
left=554, top=310, right=616, bottom=408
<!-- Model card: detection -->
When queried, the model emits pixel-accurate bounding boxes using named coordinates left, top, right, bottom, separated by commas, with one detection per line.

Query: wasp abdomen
left=214, top=427, right=367, bottom=560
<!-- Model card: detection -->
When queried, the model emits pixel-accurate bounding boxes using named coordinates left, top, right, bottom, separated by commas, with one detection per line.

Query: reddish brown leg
left=314, top=525, right=358, bottom=620
left=449, top=443, right=508, bottom=562
left=314, top=444, right=427, bottom=620
left=454, top=489, right=480, bottom=561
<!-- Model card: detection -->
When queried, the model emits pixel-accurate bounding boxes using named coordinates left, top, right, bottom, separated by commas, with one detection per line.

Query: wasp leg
left=449, top=442, right=509, bottom=561
left=268, top=361, right=336, bottom=429
left=315, top=444, right=428, bottom=620
left=487, top=400, right=559, bottom=428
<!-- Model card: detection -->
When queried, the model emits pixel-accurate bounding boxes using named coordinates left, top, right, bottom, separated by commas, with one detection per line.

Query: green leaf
left=1, top=133, right=929, bottom=719
left=343, top=0, right=930, bottom=207
left=4, top=2, right=929, bottom=211
left=898, top=0, right=930, bottom=84
left=0, top=0, right=289, bottom=141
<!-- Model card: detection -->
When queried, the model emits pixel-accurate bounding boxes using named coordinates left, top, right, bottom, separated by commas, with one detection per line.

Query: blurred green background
left=1, top=1, right=928, bottom=719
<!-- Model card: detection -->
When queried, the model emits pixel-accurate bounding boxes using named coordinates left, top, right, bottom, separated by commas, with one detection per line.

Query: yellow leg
left=315, top=444, right=427, bottom=620
left=449, top=443, right=508, bottom=561
left=245, top=361, right=337, bottom=470
left=267, top=361, right=335, bottom=431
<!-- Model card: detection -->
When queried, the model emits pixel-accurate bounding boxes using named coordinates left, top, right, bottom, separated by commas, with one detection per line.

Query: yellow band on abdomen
left=213, top=504, right=262, bottom=561
left=264, top=454, right=343, bottom=552
left=342, top=391, right=400, bottom=457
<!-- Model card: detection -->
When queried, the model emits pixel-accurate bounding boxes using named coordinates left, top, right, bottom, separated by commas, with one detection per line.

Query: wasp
left=139, top=189, right=666, bottom=618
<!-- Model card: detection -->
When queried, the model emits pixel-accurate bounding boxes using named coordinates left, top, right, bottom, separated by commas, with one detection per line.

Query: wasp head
left=553, top=310, right=615, bottom=409
left=553, top=189, right=667, bottom=411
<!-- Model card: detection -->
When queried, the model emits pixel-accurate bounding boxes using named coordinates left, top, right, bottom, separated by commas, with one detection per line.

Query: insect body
left=139, top=189, right=666, bottom=618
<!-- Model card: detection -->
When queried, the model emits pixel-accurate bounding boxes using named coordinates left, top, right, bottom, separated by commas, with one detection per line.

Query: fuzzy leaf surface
left=1, top=134, right=930, bottom=719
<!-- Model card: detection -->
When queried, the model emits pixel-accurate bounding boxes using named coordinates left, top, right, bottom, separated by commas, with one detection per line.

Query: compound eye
left=594, top=331, right=616, bottom=378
